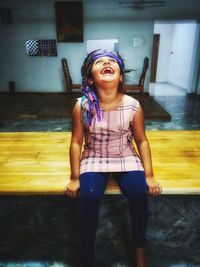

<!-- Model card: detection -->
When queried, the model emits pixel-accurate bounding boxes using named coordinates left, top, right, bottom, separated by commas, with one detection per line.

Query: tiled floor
left=149, top=82, right=187, bottom=96
left=145, top=82, right=200, bottom=130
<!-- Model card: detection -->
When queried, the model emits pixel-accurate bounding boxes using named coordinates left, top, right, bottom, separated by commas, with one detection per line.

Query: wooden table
left=0, top=131, right=199, bottom=195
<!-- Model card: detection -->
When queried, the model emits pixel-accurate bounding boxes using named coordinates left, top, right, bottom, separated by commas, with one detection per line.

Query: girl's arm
left=132, top=105, right=162, bottom=196
left=65, top=100, right=84, bottom=198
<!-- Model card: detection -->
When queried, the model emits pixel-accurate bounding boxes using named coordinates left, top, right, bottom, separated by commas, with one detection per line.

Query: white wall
left=188, top=23, right=200, bottom=94
left=169, top=23, right=197, bottom=91
left=154, top=23, right=174, bottom=82
left=0, top=0, right=154, bottom=92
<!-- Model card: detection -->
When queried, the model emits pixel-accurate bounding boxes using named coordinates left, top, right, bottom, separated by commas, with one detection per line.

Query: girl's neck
left=97, top=85, right=119, bottom=104
left=97, top=88, right=123, bottom=111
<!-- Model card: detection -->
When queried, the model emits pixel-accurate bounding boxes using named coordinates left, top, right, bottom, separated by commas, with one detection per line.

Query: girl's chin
left=100, top=75, right=118, bottom=81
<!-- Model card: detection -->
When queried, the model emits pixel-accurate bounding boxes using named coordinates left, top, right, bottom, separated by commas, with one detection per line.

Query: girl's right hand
left=65, top=179, right=80, bottom=198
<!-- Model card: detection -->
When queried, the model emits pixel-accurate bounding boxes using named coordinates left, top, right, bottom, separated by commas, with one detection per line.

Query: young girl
left=65, top=49, right=162, bottom=267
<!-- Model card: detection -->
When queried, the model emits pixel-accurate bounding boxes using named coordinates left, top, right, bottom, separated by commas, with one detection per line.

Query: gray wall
left=0, top=0, right=154, bottom=93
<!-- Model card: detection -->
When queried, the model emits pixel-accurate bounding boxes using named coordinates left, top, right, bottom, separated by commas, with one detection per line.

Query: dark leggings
left=80, top=171, right=148, bottom=267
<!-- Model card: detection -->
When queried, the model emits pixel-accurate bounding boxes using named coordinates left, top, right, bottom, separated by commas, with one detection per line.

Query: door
left=150, top=34, right=160, bottom=82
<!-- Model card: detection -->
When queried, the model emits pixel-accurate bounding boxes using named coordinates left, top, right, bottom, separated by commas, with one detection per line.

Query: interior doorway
left=150, top=34, right=160, bottom=83
left=150, top=21, right=199, bottom=96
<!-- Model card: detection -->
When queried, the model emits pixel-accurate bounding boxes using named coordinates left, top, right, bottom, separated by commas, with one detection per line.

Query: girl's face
left=90, top=56, right=123, bottom=86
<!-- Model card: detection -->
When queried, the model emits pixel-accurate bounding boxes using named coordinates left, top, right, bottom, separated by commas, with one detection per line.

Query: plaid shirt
left=78, top=94, right=144, bottom=174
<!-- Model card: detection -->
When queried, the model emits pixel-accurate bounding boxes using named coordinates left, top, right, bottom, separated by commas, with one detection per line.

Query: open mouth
left=101, top=67, right=114, bottom=74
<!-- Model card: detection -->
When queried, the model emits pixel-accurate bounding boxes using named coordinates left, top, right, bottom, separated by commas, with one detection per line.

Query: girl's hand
left=65, top=179, right=80, bottom=198
left=146, top=176, right=162, bottom=196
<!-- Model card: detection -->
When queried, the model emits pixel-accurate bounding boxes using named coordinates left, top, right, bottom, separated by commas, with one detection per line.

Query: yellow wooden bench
left=0, top=130, right=199, bottom=195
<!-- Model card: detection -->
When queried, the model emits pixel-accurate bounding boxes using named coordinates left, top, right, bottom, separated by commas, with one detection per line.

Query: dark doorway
left=150, top=34, right=160, bottom=82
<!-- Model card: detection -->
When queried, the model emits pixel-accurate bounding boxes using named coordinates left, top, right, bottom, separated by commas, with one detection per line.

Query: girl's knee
left=80, top=172, right=107, bottom=202
left=119, top=171, right=148, bottom=198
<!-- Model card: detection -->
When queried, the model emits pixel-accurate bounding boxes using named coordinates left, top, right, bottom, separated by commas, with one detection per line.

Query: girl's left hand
left=65, top=179, right=80, bottom=198
left=146, top=176, right=162, bottom=196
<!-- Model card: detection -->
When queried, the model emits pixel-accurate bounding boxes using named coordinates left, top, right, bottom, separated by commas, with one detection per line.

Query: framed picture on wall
left=55, top=1, right=83, bottom=42
left=25, top=40, right=57, bottom=56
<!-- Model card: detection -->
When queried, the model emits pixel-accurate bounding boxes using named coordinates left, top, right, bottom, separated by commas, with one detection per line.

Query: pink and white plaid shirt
left=78, top=94, right=144, bottom=174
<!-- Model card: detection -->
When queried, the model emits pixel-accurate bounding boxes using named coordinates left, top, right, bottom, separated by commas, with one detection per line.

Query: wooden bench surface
left=0, top=130, right=199, bottom=195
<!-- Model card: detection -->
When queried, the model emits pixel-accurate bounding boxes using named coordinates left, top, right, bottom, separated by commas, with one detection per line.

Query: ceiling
left=0, top=0, right=200, bottom=21
left=87, top=0, right=200, bottom=21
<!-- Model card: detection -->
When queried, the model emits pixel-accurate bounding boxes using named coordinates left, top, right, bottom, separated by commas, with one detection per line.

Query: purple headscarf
left=80, top=49, right=125, bottom=126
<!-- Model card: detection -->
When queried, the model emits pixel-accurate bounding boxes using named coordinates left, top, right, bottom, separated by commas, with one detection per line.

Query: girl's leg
left=80, top=172, right=108, bottom=267
left=115, top=171, right=149, bottom=266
